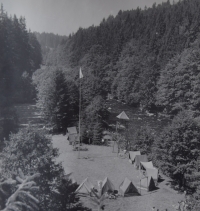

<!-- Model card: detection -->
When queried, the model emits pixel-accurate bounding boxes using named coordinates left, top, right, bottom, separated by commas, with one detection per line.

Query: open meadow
left=52, top=134, right=185, bottom=211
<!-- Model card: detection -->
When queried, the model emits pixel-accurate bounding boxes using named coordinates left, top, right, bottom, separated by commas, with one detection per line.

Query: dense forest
left=0, top=4, right=42, bottom=140
left=34, top=32, right=67, bottom=64
left=43, top=0, right=200, bottom=114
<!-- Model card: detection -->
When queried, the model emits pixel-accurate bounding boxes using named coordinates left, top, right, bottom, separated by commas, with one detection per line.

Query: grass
left=52, top=134, right=185, bottom=211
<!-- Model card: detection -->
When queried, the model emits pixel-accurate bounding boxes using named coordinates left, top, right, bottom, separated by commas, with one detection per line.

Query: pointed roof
left=134, top=155, right=148, bottom=168
left=129, top=151, right=141, bottom=161
left=103, top=135, right=112, bottom=140
left=75, top=178, right=94, bottom=195
left=146, top=168, right=159, bottom=181
left=116, top=111, right=129, bottom=120
left=101, top=177, right=115, bottom=195
left=119, top=178, right=139, bottom=196
left=140, top=161, right=154, bottom=170
left=67, top=127, right=77, bottom=135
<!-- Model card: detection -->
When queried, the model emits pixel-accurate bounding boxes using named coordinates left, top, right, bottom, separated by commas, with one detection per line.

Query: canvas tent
left=119, top=178, right=139, bottom=196
left=67, top=127, right=77, bottom=135
left=101, top=177, right=115, bottom=195
left=134, top=155, right=148, bottom=169
left=146, top=168, right=159, bottom=182
left=68, top=134, right=79, bottom=145
left=75, top=178, right=94, bottom=195
left=137, top=176, right=156, bottom=192
left=103, top=134, right=112, bottom=141
left=129, top=151, right=141, bottom=164
left=140, top=161, right=154, bottom=170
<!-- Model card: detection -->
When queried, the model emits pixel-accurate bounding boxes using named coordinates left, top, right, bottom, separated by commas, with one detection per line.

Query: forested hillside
left=34, top=32, right=67, bottom=64
left=0, top=5, right=42, bottom=140
left=44, top=0, right=200, bottom=114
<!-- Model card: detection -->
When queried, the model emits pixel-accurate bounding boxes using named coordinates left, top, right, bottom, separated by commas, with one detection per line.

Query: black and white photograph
left=0, top=0, right=199, bottom=210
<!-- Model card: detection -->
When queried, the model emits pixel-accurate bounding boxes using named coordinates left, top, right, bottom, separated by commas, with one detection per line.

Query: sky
left=1, top=0, right=168, bottom=36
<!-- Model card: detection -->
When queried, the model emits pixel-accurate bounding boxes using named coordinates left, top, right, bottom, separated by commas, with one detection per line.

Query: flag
left=79, top=67, right=83, bottom=78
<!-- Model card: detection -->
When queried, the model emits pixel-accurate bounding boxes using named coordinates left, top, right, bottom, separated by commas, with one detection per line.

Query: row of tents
left=129, top=151, right=159, bottom=184
left=75, top=175, right=157, bottom=197
left=75, top=177, right=140, bottom=197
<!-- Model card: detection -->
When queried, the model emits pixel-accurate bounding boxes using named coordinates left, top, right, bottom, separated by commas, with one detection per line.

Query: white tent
left=75, top=178, right=94, bottom=195
left=101, top=177, right=115, bottom=195
left=129, top=151, right=141, bottom=164
left=67, top=127, right=77, bottom=135
left=146, top=168, right=159, bottom=181
left=137, top=176, right=156, bottom=192
left=119, top=178, right=139, bottom=196
left=140, top=161, right=154, bottom=170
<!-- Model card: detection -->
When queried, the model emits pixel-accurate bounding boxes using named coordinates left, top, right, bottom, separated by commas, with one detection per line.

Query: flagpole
left=78, top=67, right=82, bottom=159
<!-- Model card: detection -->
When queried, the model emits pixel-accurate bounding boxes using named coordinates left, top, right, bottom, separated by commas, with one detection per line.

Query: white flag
left=79, top=67, right=83, bottom=78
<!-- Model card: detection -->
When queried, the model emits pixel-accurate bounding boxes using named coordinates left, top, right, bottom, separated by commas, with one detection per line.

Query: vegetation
left=45, top=0, right=200, bottom=112
left=34, top=32, right=67, bottom=65
left=129, top=126, right=155, bottom=159
left=33, top=67, right=79, bottom=132
left=3, top=0, right=200, bottom=209
left=0, top=4, right=42, bottom=141
left=0, top=126, right=89, bottom=211
left=0, top=168, right=40, bottom=211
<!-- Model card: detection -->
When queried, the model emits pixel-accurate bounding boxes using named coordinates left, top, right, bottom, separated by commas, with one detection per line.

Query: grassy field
left=52, top=134, right=185, bottom=211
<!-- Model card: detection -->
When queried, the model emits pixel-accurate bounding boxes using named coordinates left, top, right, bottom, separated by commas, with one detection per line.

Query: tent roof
left=67, top=127, right=77, bottom=134
left=101, top=177, right=115, bottom=194
left=102, top=131, right=111, bottom=135
left=140, top=161, right=154, bottom=170
left=146, top=168, right=159, bottom=181
left=75, top=178, right=94, bottom=194
left=119, top=178, right=139, bottom=196
left=103, top=135, right=112, bottom=140
left=116, top=111, right=129, bottom=120
left=134, top=155, right=148, bottom=166
left=129, top=151, right=141, bottom=161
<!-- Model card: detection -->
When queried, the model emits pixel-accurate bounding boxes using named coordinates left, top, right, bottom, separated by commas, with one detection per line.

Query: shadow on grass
left=139, top=187, right=160, bottom=196
left=80, top=154, right=118, bottom=159
left=123, top=193, right=141, bottom=197
left=70, top=203, right=92, bottom=211
left=158, top=176, right=165, bottom=183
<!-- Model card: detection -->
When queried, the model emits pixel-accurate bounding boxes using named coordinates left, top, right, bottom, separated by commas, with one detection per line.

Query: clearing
left=52, top=134, right=185, bottom=211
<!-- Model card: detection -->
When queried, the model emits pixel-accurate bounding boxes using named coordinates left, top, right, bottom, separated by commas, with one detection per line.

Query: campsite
left=52, top=134, right=185, bottom=211
left=2, top=1, right=200, bottom=211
